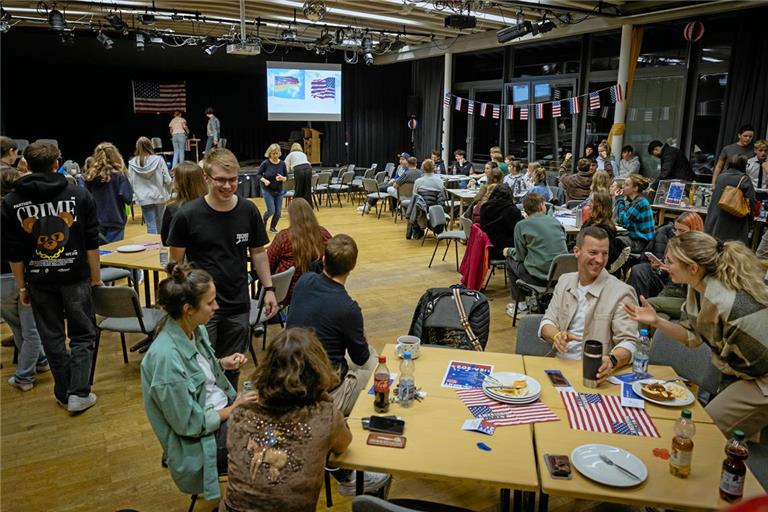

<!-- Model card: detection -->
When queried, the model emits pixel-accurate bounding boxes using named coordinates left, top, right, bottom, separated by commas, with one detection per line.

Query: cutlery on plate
left=598, top=454, right=641, bottom=480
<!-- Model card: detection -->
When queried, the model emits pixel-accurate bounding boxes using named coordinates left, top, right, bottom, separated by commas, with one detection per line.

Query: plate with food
left=632, top=379, right=694, bottom=407
left=482, top=372, right=541, bottom=403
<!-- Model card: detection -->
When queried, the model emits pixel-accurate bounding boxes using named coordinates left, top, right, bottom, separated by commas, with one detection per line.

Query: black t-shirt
left=167, top=197, right=269, bottom=314
left=256, top=159, right=287, bottom=196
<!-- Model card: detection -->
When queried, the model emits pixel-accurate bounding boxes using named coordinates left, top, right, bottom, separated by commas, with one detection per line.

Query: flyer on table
left=441, top=360, right=494, bottom=389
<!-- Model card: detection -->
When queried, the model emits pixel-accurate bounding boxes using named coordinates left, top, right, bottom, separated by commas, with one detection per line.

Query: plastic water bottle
left=633, top=328, right=651, bottom=377
left=397, top=351, right=416, bottom=408
left=670, top=409, right=695, bottom=478
left=159, top=247, right=169, bottom=267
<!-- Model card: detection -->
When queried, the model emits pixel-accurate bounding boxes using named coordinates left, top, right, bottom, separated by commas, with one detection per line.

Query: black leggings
left=293, top=164, right=313, bottom=205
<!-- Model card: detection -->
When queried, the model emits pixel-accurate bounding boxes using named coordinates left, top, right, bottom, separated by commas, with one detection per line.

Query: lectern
left=303, top=127, right=322, bottom=164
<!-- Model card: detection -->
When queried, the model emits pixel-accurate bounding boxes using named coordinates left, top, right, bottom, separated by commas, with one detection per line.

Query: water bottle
left=159, top=246, right=169, bottom=267
left=670, top=409, right=695, bottom=478
left=397, top=351, right=416, bottom=408
left=633, top=328, right=651, bottom=377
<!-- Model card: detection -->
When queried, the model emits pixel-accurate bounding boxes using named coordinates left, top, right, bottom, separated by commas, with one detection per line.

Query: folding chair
left=511, top=254, right=577, bottom=326
left=328, top=170, right=355, bottom=207
left=427, top=206, right=468, bottom=272
left=248, top=267, right=296, bottom=355
left=362, top=178, right=387, bottom=218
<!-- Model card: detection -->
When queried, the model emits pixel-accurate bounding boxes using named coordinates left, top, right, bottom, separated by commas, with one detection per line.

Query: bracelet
left=551, top=331, right=563, bottom=343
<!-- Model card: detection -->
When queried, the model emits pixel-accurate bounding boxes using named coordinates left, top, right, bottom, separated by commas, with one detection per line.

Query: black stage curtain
left=411, top=57, right=444, bottom=160
left=716, top=9, right=768, bottom=152
left=322, top=61, right=412, bottom=168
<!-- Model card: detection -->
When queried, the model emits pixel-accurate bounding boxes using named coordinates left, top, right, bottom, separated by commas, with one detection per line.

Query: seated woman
left=480, top=184, right=523, bottom=261
left=221, top=327, right=352, bottom=511
left=576, top=170, right=611, bottom=211
left=141, top=263, right=255, bottom=501
left=267, top=198, right=332, bottom=303
left=160, top=161, right=208, bottom=246
left=470, top=166, right=503, bottom=224
left=613, top=174, right=655, bottom=252
left=627, top=211, right=703, bottom=319
left=625, top=232, right=768, bottom=439
left=582, top=191, right=625, bottom=270
left=526, top=166, right=552, bottom=202
left=595, top=140, right=617, bottom=175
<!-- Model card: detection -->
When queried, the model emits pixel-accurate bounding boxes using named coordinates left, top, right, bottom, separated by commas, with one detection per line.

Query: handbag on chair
left=718, top=176, right=750, bottom=217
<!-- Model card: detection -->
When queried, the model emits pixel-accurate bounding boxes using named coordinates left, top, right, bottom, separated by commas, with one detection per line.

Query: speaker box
left=407, top=96, right=421, bottom=117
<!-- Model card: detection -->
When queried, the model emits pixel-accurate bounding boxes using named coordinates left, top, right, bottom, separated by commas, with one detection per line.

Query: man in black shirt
left=286, top=234, right=376, bottom=415
left=450, top=149, right=473, bottom=175
left=647, top=140, right=694, bottom=194
left=168, top=148, right=276, bottom=385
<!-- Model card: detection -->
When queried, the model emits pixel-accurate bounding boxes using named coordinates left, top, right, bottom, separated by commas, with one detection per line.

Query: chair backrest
left=545, top=170, right=559, bottom=187
left=352, top=496, right=416, bottom=512
left=515, top=314, right=554, bottom=356
left=546, top=254, right=577, bottom=287
left=397, top=182, right=414, bottom=200
left=255, top=267, right=297, bottom=312
left=283, top=176, right=295, bottom=191
left=34, top=138, right=59, bottom=148
left=218, top=138, right=228, bottom=149
left=151, top=137, right=163, bottom=151
left=14, top=139, right=29, bottom=154
left=347, top=164, right=356, bottom=173
left=549, top=186, right=567, bottom=206
left=341, top=170, right=355, bottom=184
left=384, top=162, right=395, bottom=177
left=460, top=217, right=473, bottom=238
left=362, top=178, right=380, bottom=194
left=374, top=170, right=388, bottom=184
left=92, top=286, right=147, bottom=332
left=427, top=204, right=447, bottom=228
left=649, top=330, right=721, bottom=396
left=370, top=163, right=378, bottom=172
left=565, top=199, right=582, bottom=209
left=311, top=173, right=320, bottom=188
left=363, top=167, right=375, bottom=179
left=316, top=172, right=331, bottom=186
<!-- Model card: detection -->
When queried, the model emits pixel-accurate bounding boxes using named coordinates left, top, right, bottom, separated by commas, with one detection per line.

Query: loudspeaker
left=407, top=96, right=421, bottom=117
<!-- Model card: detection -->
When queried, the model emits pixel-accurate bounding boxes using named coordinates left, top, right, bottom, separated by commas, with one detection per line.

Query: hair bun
left=166, top=261, right=188, bottom=283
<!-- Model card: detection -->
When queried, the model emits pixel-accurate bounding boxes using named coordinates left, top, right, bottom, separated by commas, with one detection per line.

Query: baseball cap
left=399, top=152, right=411, bottom=159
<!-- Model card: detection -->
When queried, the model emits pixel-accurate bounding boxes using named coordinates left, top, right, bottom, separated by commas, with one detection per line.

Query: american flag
left=480, top=102, right=487, bottom=117
left=609, top=85, right=621, bottom=104
left=132, top=81, right=186, bottom=114
left=492, top=104, right=500, bottom=119
left=310, top=77, right=335, bottom=99
left=506, top=105, right=514, bottom=120
left=560, top=391, right=660, bottom=437
left=552, top=100, right=562, bottom=118
left=615, top=82, right=624, bottom=102
left=467, top=100, right=475, bottom=115
left=457, top=389, right=559, bottom=427
left=569, top=96, right=580, bottom=114
left=535, top=103, right=544, bottom=119
left=444, top=92, right=452, bottom=108
left=455, top=97, right=463, bottom=111
left=589, top=91, right=601, bottom=110
left=520, top=106, right=529, bottom=120
left=644, top=109, right=653, bottom=122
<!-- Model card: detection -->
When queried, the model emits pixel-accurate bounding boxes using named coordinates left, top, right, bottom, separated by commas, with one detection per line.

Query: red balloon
left=683, top=21, right=704, bottom=43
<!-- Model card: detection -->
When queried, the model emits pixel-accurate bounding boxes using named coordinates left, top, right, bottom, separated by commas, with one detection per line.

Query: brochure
left=440, top=360, right=494, bottom=389
left=620, top=382, right=645, bottom=409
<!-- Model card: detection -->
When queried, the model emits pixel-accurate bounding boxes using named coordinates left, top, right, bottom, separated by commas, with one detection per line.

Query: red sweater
left=267, top=226, right=332, bottom=303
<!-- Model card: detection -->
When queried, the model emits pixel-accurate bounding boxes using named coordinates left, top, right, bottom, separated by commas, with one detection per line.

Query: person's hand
left=552, top=331, right=581, bottom=353
left=623, top=296, right=659, bottom=327
left=596, top=356, right=615, bottom=383
left=502, top=247, right=510, bottom=258
left=260, top=178, right=270, bottom=186
left=276, top=175, right=287, bottom=182
left=263, top=290, right=278, bottom=318
left=232, top=391, right=258, bottom=409
left=214, top=139, right=219, bottom=146
left=220, top=353, right=247, bottom=370
left=18, top=288, right=31, bottom=307
left=388, top=179, right=395, bottom=186
left=599, top=150, right=608, bottom=159
left=91, top=279, right=104, bottom=288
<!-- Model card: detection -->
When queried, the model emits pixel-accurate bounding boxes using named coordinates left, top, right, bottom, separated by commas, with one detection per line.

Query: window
left=690, top=73, right=727, bottom=173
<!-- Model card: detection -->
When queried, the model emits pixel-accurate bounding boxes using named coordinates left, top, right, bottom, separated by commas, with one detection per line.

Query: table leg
left=143, top=271, right=152, bottom=308
left=523, top=491, right=535, bottom=512
left=512, top=490, right=522, bottom=512
left=355, top=470, right=364, bottom=496
left=537, top=492, right=549, bottom=512
left=500, top=488, right=511, bottom=512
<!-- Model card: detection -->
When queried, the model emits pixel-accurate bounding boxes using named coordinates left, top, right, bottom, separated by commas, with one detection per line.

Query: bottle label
left=374, top=378, right=389, bottom=393
left=398, top=382, right=415, bottom=401
left=670, top=447, right=692, bottom=468
left=719, top=470, right=745, bottom=496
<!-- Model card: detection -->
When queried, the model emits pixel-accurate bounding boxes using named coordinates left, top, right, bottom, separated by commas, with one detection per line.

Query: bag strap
left=452, top=288, right=483, bottom=351
left=736, top=175, right=748, bottom=189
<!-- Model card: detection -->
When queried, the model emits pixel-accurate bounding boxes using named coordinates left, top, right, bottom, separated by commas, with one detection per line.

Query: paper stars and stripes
left=492, top=104, right=500, bottom=119
left=480, top=102, right=488, bottom=117
left=506, top=105, right=514, bottom=120
left=552, top=100, right=562, bottom=118
left=467, top=100, right=475, bottom=115
left=520, top=106, right=529, bottom=120
left=457, top=389, right=559, bottom=427
left=561, top=391, right=659, bottom=437
left=569, top=96, right=580, bottom=114
left=644, top=109, right=653, bottom=122
left=589, top=91, right=601, bottom=110
left=455, top=97, right=463, bottom=111
left=535, top=103, right=544, bottom=119
left=443, top=92, right=452, bottom=107
left=609, top=85, right=621, bottom=104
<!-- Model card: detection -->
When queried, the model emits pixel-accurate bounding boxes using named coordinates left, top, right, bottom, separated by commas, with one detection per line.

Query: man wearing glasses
left=168, top=148, right=277, bottom=387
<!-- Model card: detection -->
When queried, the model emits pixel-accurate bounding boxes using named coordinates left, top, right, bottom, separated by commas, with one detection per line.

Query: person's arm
left=150, top=379, right=223, bottom=437
left=169, top=247, right=186, bottom=263
left=712, top=156, right=726, bottom=184
left=344, top=302, right=371, bottom=366
left=182, top=119, right=189, bottom=134
left=513, top=222, right=527, bottom=262
left=328, top=406, right=353, bottom=455
left=166, top=210, right=188, bottom=263
left=9, top=261, right=30, bottom=306
left=82, top=192, right=103, bottom=286
left=212, top=118, right=220, bottom=144
left=250, top=246, right=276, bottom=317
left=87, top=249, right=103, bottom=287
left=623, top=296, right=697, bottom=344
left=118, top=176, right=134, bottom=206
left=160, top=208, right=173, bottom=247
left=610, top=288, right=639, bottom=359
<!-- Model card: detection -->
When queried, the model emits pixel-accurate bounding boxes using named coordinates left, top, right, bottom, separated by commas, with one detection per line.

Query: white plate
left=482, top=372, right=541, bottom=399
left=116, top=244, right=147, bottom=253
left=571, top=444, right=648, bottom=487
left=632, top=379, right=694, bottom=407
left=484, top=389, right=541, bottom=405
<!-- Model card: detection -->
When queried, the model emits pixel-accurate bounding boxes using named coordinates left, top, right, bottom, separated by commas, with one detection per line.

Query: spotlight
left=303, top=0, right=326, bottom=22
left=139, top=13, right=155, bottom=25
left=496, top=21, right=531, bottom=43
left=106, top=13, right=128, bottom=35
left=97, top=31, right=114, bottom=50
left=0, top=21, right=9, bottom=34
left=136, top=32, right=145, bottom=51
left=343, top=50, right=358, bottom=64
left=204, top=44, right=218, bottom=55
left=361, top=34, right=373, bottom=65
left=60, top=28, right=75, bottom=45
left=48, top=7, right=66, bottom=31
left=1, top=8, right=11, bottom=22
left=281, top=28, right=297, bottom=41
left=531, top=19, right=556, bottom=35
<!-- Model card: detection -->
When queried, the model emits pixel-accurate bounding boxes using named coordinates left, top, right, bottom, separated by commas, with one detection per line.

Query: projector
left=226, top=43, right=261, bottom=56
left=444, top=15, right=476, bottom=30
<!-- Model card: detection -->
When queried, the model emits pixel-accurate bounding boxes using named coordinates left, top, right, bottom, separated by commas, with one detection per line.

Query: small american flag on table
left=456, top=388, right=559, bottom=427
left=560, top=391, right=659, bottom=437
left=132, top=81, right=186, bottom=114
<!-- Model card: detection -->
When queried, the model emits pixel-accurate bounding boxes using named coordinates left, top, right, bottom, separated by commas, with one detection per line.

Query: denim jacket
left=140, top=318, right=236, bottom=500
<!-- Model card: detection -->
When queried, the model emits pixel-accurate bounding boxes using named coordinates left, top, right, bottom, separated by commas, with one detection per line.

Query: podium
left=303, top=128, right=322, bottom=164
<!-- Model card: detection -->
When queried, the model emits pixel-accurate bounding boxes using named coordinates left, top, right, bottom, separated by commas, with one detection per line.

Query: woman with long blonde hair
left=83, top=142, right=134, bottom=242
left=625, top=231, right=768, bottom=438
left=267, top=198, right=331, bottom=302
left=160, top=161, right=208, bottom=246
left=128, top=136, right=172, bottom=234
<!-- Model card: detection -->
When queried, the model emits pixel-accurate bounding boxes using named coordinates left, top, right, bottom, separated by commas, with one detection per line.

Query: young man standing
left=168, top=148, right=276, bottom=386
left=204, top=107, right=221, bottom=155
left=2, top=142, right=102, bottom=413
left=712, top=124, right=755, bottom=183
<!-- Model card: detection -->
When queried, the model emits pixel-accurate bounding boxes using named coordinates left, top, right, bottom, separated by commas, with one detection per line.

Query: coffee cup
left=582, top=339, right=603, bottom=388
left=396, top=335, right=421, bottom=359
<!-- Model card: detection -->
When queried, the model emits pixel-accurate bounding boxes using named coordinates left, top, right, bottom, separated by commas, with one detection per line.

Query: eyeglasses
left=209, top=176, right=239, bottom=186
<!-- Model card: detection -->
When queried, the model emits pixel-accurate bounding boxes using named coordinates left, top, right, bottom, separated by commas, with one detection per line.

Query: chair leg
left=483, top=265, right=495, bottom=290
left=454, top=239, right=459, bottom=272
left=428, top=238, right=441, bottom=268
left=120, top=332, right=128, bottom=364
left=248, top=330, right=258, bottom=363
left=442, top=238, right=452, bottom=261
left=261, top=323, right=268, bottom=351
left=89, top=330, right=102, bottom=385
left=188, top=494, right=198, bottom=512
left=513, top=298, right=520, bottom=327
left=324, top=469, right=333, bottom=507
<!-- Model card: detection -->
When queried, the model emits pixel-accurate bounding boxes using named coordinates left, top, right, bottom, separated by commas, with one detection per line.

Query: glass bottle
left=669, top=409, right=695, bottom=478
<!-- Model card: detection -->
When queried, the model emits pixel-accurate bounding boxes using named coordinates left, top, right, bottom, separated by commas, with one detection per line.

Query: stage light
left=282, top=28, right=297, bottom=41
left=531, top=19, right=556, bottom=36
left=139, top=13, right=155, bottom=25
left=496, top=21, right=531, bottom=43
left=60, top=28, right=74, bottom=45
left=303, top=0, right=326, bottom=22
left=204, top=44, right=218, bottom=55
left=48, top=7, right=66, bottom=31
left=97, top=31, right=114, bottom=50
left=106, top=13, right=128, bottom=35
left=136, top=32, right=145, bottom=51
left=361, top=34, right=373, bottom=65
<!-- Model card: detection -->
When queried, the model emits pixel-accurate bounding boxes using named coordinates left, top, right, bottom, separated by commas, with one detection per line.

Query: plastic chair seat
left=101, top=267, right=132, bottom=283
left=98, top=308, right=163, bottom=333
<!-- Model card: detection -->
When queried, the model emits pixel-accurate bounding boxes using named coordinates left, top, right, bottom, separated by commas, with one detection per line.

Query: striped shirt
left=614, top=195, right=655, bottom=241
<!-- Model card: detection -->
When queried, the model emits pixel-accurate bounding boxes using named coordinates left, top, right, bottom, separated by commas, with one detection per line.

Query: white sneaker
left=8, top=376, right=33, bottom=392
left=67, top=392, right=97, bottom=414
left=337, top=471, right=391, bottom=496
left=357, top=205, right=365, bottom=212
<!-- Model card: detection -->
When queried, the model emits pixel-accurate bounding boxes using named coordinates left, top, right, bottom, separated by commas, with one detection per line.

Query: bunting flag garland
left=615, top=83, right=624, bottom=102
left=535, top=103, right=544, bottom=119
left=506, top=105, right=514, bottom=120
left=609, top=85, right=620, bottom=104
left=553, top=89, right=562, bottom=100
left=480, top=102, right=488, bottom=117
left=444, top=92, right=452, bottom=107
left=455, top=97, right=463, bottom=111
left=644, top=109, right=653, bottom=122
left=467, top=100, right=475, bottom=115
left=552, top=100, right=562, bottom=118
left=520, top=106, right=529, bottom=120
left=589, top=91, right=601, bottom=110
left=569, top=96, right=580, bottom=114
left=492, top=104, right=500, bottom=119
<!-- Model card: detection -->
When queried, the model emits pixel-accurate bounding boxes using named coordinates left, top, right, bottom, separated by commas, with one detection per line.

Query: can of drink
left=242, top=380, right=254, bottom=393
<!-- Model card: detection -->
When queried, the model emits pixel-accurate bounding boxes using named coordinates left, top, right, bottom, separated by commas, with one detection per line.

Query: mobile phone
left=368, top=415, right=405, bottom=435
left=545, top=369, right=571, bottom=387
left=644, top=252, right=662, bottom=265
left=361, top=415, right=399, bottom=430
left=544, top=454, right=572, bottom=479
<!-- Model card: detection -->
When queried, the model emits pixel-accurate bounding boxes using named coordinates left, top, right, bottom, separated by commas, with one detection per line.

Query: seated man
left=389, top=156, right=423, bottom=201
left=430, top=149, right=446, bottom=174
left=413, top=159, right=444, bottom=197
left=360, top=152, right=410, bottom=213
left=504, top=193, right=567, bottom=317
left=538, top=226, right=639, bottom=381
left=450, top=149, right=473, bottom=176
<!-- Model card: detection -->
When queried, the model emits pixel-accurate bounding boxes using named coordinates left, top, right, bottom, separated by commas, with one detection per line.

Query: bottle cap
left=378, top=355, right=386, bottom=363
left=639, top=328, right=649, bottom=336
left=403, top=351, right=412, bottom=360
left=681, top=409, right=692, bottom=419
left=733, top=429, right=745, bottom=440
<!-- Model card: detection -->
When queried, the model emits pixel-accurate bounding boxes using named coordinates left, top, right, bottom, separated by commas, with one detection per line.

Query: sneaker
left=337, top=471, right=391, bottom=496
left=269, top=227, right=278, bottom=233
left=8, top=376, right=33, bottom=392
left=67, top=392, right=97, bottom=414
left=36, top=361, right=50, bottom=373
left=357, top=205, right=365, bottom=212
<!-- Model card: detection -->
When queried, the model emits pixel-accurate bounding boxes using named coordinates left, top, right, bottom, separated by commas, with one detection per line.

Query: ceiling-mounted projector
left=496, top=21, right=532, bottom=43
left=444, top=15, right=476, bottom=30
left=226, top=42, right=261, bottom=55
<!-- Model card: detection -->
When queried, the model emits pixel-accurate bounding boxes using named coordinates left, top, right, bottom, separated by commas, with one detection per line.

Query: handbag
left=718, top=176, right=750, bottom=217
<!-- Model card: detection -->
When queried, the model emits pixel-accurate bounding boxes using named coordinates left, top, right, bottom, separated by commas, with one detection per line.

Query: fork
left=598, top=454, right=641, bottom=480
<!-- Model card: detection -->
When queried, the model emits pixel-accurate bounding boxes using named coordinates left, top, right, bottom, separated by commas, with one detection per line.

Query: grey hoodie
left=128, top=154, right=171, bottom=206
left=617, top=156, right=640, bottom=179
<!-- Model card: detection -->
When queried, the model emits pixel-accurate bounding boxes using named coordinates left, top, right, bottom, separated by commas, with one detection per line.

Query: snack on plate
left=498, top=379, right=529, bottom=397
left=666, top=383, right=688, bottom=400
left=641, top=382, right=674, bottom=401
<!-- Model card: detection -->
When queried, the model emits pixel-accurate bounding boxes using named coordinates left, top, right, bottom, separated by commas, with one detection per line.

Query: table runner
left=456, top=389, right=559, bottom=427
left=560, top=390, right=660, bottom=437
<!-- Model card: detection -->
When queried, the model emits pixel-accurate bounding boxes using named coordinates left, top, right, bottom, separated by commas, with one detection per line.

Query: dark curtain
left=716, top=10, right=768, bottom=153
left=322, top=62, right=411, bottom=168
left=411, top=57, right=444, bottom=160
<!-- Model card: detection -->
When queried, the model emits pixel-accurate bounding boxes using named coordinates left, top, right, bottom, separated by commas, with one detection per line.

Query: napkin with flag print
left=560, top=390, right=660, bottom=437
left=456, top=388, right=559, bottom=427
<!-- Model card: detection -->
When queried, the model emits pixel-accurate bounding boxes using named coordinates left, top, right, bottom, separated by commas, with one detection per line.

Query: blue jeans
left=27, top=280, right=97, bottom=402
left=172, top=133, right=187, bottom=168
left=204, top=135, right=215, bottom=155
left=140, top=204, right=166, bottom=234
left=0, top=274, right=46, bottom=384
left=260, top=186, right=283, bottom=230
left=100, top=226, right=125, bottom=243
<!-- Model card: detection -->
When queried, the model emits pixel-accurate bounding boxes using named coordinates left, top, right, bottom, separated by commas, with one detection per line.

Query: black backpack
left=409, top=286, right=490, bottom=351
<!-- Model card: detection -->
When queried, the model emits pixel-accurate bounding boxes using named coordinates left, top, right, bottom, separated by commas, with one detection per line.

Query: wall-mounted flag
left=506, top=105, right=514, bottom=120
left=480, top=103, right=488, bottom=117
left=535, top=103, right=544, bottom=119
left=520, top=106, right=529, bottom=120
left=455, top=97, right=463, bottom=111
left=569, top=96, right=580, bottom=114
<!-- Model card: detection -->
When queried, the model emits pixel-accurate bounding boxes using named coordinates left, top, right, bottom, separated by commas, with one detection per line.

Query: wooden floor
left=0, top=194, right=625, bottom=512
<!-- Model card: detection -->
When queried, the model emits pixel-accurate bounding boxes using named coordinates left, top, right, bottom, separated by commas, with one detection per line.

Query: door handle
left=523, top=140, right=536, bottom=144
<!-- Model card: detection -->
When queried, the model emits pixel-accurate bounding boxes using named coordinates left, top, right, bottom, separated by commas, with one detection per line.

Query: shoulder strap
left=452, top=289, right=483, bottom=351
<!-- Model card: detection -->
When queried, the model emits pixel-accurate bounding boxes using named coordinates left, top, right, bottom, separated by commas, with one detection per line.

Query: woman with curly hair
left=625, top=232, right=768, bottom=438
left=82, top=142, right=134, bottom=242
left=221, top=327, right=352, bottom=511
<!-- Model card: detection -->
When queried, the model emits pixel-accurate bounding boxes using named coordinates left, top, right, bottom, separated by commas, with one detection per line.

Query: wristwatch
left=263, top=286, right=276, bottom=292
left=608, top=353, right=619, bottom=368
